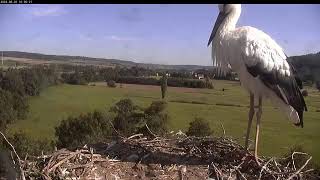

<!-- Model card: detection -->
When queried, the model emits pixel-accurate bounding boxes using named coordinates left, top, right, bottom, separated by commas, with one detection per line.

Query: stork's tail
left=286, top=57, right=307, bottom=128
left=286, top=105, right=303, bottom=128
left=292, top=91, right=306, bottom=128
left=270, top=93, right=305, bottom=128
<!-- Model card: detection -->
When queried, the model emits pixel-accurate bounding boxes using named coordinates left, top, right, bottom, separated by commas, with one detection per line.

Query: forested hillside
left=289, top=52, right=320, bottom=84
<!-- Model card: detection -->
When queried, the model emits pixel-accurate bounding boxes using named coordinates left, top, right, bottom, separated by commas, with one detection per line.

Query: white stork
left=207, top=4, right=307, bottom=161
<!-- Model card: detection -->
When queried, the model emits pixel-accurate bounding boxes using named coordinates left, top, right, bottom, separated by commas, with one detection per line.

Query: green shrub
left=1, top=131, right=54, bottom=158
left=117, top=76, right=159, bottom=86
left=55, top=111, right=112, bottom=149
left=61, top=72, right=88, bottom=85
left=186, top=117, right=213, bottom=137
left=107, top=80, right=117, bottom=88
left=110, top=99, right=170, bottom=137
left=141, top=101, right=169, bottom=136
left=110, top=99, right=144, bottom=136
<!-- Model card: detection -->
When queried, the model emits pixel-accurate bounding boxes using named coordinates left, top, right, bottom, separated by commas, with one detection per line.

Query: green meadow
left=8, top=80, right=320, bottom=163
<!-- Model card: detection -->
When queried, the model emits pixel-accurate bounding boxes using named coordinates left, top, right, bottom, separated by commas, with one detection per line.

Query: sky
left=0, top=4, right=319, bottom=66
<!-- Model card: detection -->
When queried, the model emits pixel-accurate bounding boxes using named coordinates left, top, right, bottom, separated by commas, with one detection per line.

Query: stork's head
left=218, top=4, right=241, bottom=14
left=207, top=4, right=241, bottom=46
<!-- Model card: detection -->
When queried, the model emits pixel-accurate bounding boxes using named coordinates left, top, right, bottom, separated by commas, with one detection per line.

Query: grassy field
left=8, top=80, right=320, bottom=163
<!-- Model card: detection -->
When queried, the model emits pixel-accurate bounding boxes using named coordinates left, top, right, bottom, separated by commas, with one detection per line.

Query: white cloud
left=105, top=35, right=138, bottom=41
left=29, top=5, right=66, bottom=17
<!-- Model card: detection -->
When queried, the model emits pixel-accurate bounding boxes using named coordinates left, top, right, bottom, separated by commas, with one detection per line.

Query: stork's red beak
left=207, top=12, right=228, bottom=47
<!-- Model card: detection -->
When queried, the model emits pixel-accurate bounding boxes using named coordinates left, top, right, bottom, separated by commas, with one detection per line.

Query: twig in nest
left=273, top=159, right=282, bottom=173
left=258, top=157, right=273, bottom=180
left=46, top=151, right=81, bottom=174
left=107, top=118, right=125, bottom=138
left=291, top=151, right=308, bottom=171
left=0, top=131, right=26, bottom=180
left=210, top=162, right=222, bottom=180
left=145, top=123, right=158, bottom=138
left=228, top=161, right=245, bottom=180
left=236, top=168, right=247, bottom=180
left=127, top=134, right=144, bottom=140
left=220, top=123, right=226, bottom=137
left=10, top=151, right=16, bottom=165
left=286, top=156, right=312, bottom=180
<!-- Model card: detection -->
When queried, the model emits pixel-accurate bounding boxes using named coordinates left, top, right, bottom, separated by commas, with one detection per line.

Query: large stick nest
left=9, top=134, right=320, bottom=179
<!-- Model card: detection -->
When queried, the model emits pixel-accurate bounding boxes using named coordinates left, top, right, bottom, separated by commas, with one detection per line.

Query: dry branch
left=0, top=131, right=26, bottom=180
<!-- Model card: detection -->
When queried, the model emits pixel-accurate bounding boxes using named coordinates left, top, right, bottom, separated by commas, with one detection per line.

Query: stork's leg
left=254, top=96, right=263, bottom=163
left=245, top=93, right=255, bottom=150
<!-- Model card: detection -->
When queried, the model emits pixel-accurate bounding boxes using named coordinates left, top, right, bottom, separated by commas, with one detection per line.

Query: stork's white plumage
left=207, top=4, right=307, bottom=161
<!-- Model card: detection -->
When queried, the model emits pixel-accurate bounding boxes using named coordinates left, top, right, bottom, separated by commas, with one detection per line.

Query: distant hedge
left=116, top=76, right=212, bottom=89
left=117, top=76, right=159, bottom=86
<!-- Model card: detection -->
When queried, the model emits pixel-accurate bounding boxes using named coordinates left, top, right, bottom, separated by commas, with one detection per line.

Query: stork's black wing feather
left=246, top=58, right=307, bottom=128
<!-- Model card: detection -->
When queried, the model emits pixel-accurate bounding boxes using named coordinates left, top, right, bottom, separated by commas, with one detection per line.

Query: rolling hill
left=1, top=51, right=213, bottom=70
left=2, top=51, right=319, bottom=82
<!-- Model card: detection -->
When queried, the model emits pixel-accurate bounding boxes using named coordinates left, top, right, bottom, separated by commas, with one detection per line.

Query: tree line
left=289, top=52, right=320, bottom=89
left=59, top=65, right=217, bottom=89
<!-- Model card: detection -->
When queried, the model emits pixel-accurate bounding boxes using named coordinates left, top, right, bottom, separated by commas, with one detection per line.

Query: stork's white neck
left=211, top=6, right=242, bottom=72
left=218, top=8, right=241, bottom=37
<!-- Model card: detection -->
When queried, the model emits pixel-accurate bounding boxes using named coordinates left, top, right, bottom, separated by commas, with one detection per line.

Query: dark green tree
left=205, top=76, right=214, bottom=89
left=19, top=68, right=41, bottom=96
left=0, top=68, right=25, bottom=96
left=0, top=69, right=29, bottom=120
left=0, top=89, right=16, bottom=130
left=160, top=73, right=168, bottom=99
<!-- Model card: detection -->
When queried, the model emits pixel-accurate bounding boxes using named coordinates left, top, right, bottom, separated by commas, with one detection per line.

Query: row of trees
left=0, top=66, right=59, bottom=131
left=117, top=76, right=214, bottom=89
left=60, top=65, right=158, bottom=85
left=60, top=67, right=214, bottom=89
left=59, top=64, right=234, bottom=87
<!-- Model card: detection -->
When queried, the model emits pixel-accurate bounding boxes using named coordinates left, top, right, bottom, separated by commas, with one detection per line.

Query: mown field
left=8, top=80, right=320, bottom=163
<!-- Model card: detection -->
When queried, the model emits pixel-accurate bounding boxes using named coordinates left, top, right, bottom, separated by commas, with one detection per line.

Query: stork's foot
left=245, top=143, right=254, bottom=152
left=245, top=154, right=262, bottom=165
left=254, top=155, right=262, bottom=166
left=247, top=146, right=254, bottom=152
